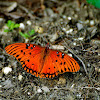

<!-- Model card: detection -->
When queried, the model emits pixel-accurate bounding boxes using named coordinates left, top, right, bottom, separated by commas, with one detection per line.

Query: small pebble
left=78, top=37, right=84, bottom=40
left=2, top=66, right=12, bottom=75
left=19, top=23, right=25, bottom=30
left=34, top=26, right=44, bottom=34
left=77, top=23, right=83, bottom=30
left=73, top=42, right=76, bottom=45
left=85, top=20, right=89, bottom=24
left=42, top=86, right=50, bottom=93
left=18, top=74, right=23, bottom=81
left=37, top=88, right=42, bottom=93
left=68, top=53, right=72, bottom=57
left=68, top=17, right=71, bottom=20
left=69, top=28, right=73, bottom=33
left=57, top=77, right=66, bottom=84
left=0, top=18, right=4, bottom=22
left=95, top=67, right=100, bottom=72
left=26, top=20, right=32, bottom=25
left=66, top=29, right=73, bottom=34
left=51, top=45, right=64, bottom=50
left=63, top=15, right=66, bottom=19
left=90, top=20, right=95, bottom=26
left=27, top=92, right=31, bottom=95
left=62, top=28, right=66, bottom=31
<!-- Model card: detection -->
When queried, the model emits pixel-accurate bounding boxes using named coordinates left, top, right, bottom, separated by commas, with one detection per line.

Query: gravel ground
left=0, top=0, right=100, bottom=100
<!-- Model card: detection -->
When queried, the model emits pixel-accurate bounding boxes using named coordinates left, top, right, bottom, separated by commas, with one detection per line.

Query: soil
left=0, top=0, right=100, bottom=100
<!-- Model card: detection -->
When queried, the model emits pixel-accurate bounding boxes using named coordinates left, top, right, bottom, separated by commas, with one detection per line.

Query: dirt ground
left=0, top=0, right=100, bottom=100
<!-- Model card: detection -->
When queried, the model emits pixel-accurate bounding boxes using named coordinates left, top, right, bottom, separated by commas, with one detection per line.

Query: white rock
left=90, top=20, right=95, bottom=26
left=2, top=66, right=12, bottom=75
left=34, top=26, right=44, bottom=34
left=18, top=74, right=23, bottom=81
left=63, top=15, right=66, bottom=19
left=51, top=45, right=64, bottom=50
left=77, top=23, right=83, bottom=30
left=68, top=53, right=72, bottom=57
left=42, top=86, right=50, bottom=93
left=19, top=23, right=25, bottom=30
left=26, top=20, right=32, bottom=25
left=37, top=88, right=42, bottom=93
left=68, top=17, right=71, bottom=20
left=73, top=42, right=76, bottom=45
left=62, top=28, right=66, bottom=31
left=0, top=18, right=4, bottom=22
left=78, top=37, right=84, bottom=40
left=69, top=28, right=73, bottom=33
left=27, top=92, right=31, bottom=95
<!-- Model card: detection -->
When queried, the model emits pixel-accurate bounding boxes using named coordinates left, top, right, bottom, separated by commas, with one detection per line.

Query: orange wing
left=40, top=50, right=80, bottom=78
left=5, top=43, right=80, bottom=78
left=5, top=43, right=46, bottom=77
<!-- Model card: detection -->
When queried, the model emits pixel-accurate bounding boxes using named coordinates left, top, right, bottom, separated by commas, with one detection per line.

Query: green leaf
left=87, top=0, right=100, bottom=8
left=29, top=29, right=35, bottom=35
left=4, top=29, right=9, bottom=32
left=19, top=32, right=30, bottom=38
left=5, top=20, right=20, bottom=32
left=14, top=24, right=20, bottom=28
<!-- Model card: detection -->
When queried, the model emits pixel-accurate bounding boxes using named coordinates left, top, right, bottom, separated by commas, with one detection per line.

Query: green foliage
left=87, top=0, right=100, bottom=8
left=19, top=29, right=35, bottom=39
left=4, top=20, right=20, bottom=32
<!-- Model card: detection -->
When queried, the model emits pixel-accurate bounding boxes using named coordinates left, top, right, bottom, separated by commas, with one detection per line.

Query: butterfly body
left=5, top=43, right=80, bottom=78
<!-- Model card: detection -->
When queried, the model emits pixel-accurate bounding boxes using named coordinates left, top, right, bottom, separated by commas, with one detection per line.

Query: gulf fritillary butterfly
left=5, top=43, right=80, bottom=78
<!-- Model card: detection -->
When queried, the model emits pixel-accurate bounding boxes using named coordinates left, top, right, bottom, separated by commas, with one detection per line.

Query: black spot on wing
left=31, top=47, right=33, bottom=49
left=18, top=58, right=21, bottom=61
left=33, top=45, right=35, bottom=48
left=16, top=55, right=19, bottom=57
left=29, top=52, right=31, bottom=55
left=13, top=53, right=16, bottom=55
left=68, top=67, right=70, bottom=71
left=23, top=62, right=25, bottom=64
left=21, top=50, right=23, bottom=52
left=64, top=67, right=66, bottom=71
left=26, top=44, right=30, bottom=49
left=55, top=60, right=57, bottom=62
left=62, top=53, right=65, bottom=58
left=61, top=69, right=63, bottom=73
left=23, top=52, right=25, bottom=55
left=57, top=54, right=60, bottom=57
left=27, top=60, right=29, bottom=62
left=60, top=62, right=62, bottom=65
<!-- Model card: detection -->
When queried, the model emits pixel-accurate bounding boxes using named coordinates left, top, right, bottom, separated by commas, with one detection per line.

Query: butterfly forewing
left=49, top=50, right=80, bottom=73
left=5, top=43, right=46, bottom=77
left=38, top=49, right=80, bottom=78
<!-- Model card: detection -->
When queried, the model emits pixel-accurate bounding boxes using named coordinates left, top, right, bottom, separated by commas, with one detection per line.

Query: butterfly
left=5, top=43, right=80, bottom=78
